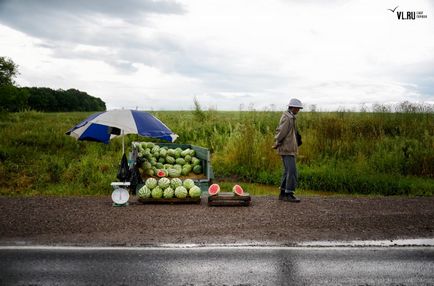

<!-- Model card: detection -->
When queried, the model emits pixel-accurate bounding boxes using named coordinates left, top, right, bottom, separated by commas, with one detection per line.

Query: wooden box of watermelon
left=207, top=184, right=251, bottom=207
left=130, top=142, right=214, bottom=195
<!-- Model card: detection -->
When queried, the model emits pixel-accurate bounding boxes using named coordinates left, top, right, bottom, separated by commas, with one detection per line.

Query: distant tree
left=0, top=57, right=19, bottom=86
left=0, top=84, right=29, bottom=112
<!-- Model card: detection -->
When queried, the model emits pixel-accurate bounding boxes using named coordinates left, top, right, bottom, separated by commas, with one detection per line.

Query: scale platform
left=208, top=192, right=251, bottom=206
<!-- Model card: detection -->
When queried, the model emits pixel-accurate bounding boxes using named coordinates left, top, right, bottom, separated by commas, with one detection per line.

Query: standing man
left=273, top=98, right=303, bottom=203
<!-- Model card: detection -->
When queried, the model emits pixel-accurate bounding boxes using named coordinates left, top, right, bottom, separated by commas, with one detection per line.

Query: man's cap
left=288, top=98, right=303, bottom=109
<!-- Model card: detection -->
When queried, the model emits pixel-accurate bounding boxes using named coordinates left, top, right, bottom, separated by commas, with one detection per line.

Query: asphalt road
left=1, top=246, right=433, bottom=286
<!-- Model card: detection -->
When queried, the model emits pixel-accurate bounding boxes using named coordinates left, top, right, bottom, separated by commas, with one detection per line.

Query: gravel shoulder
left=0, top=195, right=433, bottom=247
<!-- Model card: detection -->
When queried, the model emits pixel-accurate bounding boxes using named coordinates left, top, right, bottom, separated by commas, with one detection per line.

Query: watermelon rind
left=232, top=184, right=244, bottom=196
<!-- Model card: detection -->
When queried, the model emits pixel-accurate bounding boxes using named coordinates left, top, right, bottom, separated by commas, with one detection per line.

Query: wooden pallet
left=208, top=192, right=251, bottom=207
left=137, top=197, right=201, bottom=205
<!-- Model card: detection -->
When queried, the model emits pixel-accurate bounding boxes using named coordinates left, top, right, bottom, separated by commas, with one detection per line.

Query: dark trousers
left=280, top=155, right=297, bottom=195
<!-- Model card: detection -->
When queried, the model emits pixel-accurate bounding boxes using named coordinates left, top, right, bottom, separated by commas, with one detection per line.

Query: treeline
left=0, top=85, right=106, bottom=112
left=0, top=56, right=105, bottom=112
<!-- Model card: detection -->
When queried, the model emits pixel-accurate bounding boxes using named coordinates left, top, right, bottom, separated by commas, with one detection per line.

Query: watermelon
left=171, top=178, right=183, bottom=189
left=159, top=149, right=167, bottom=157
left=143, top=161, right=152, bottom=170
left=174, top=150, right=181, bottom=158
left=145, top=168, right=154, bottom=176
left=189, top=186, right=201, bottom=198
left=165, top=155, right=175, bottom=164
left=191, top=157, right=200, bottom=166
left=181, top=165, right=192, bottom=176
left=184, top=154, right=192, bottom=163
left=151, top=186, right=163, bottom=198
left=167, top=149, right=176, bottom=157
left=180, top=149, right=191, bottom=157
left=174, top=186, right=188, bottom=198
left=158, top=157, right=165, bottom=164
left=208, top=183, right=220, bottom=196
left=138, top=185, right=151, bottom=198
left=183, top=179, right=195, bottom=190
left=146, top=142, right=155, bottom=149
left=232, top=184, right=244, bottom=196
left=163, top=187, right=174, bottom=199
left=193, top=165, right=202, bottom=174
left=156, top=169, right=167, bottom=177
left=168, top=168, right=181, bottom=178
left=175, top=158, right=186, bottom=165
left=158, top=177, right=171, bottom=189
left=145, top=178, right=158, bottom=189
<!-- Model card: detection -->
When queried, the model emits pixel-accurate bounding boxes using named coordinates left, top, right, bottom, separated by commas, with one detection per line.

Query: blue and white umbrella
left=66, top=109, right=178, bottom=153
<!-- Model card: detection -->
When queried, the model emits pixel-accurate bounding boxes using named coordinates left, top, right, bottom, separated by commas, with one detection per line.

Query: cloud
left=0, top=0, right=433, bottom=111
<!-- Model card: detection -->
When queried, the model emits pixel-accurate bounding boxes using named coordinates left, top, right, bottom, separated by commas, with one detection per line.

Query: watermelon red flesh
left=208, top=183, right=220, bottom=196
left=156, top=169, right=166, bottom=177
left=232, top=184, right=244, bottom=196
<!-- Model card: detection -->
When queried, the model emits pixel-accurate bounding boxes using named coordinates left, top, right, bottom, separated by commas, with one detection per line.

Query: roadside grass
left=0, top=108, right=433, bottom=197
left=214, top=180, right=407, bottom=198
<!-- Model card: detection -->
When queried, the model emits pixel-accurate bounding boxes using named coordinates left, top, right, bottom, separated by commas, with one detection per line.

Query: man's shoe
left=283, top=193, right=300, bottom=203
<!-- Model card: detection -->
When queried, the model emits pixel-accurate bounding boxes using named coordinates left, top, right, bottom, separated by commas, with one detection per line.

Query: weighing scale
left=111, top=182, right=131, bottom=207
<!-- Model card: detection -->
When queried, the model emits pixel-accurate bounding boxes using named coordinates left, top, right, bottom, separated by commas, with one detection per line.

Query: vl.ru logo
left=388, top=5, right=428, bottom=20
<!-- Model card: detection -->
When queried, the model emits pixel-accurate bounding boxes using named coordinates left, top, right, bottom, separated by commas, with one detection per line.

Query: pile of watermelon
left=138, top=177, right=202, bottom=199
left=135, top=142, right=203, bottom=178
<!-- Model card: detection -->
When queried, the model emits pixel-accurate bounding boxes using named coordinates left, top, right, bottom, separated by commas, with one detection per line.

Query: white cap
left=288, top=98, right=303, bottom=109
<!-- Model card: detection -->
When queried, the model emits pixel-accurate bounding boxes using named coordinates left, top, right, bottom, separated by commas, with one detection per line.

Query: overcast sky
left=1, top=0, right=433, bottom=111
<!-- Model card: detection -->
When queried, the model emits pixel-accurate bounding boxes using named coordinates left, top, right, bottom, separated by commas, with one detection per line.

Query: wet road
left=1, top=246, right=433, bottom=285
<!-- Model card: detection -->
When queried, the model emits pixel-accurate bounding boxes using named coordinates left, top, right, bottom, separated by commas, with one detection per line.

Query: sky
left=0, top=0, right=433, bottom=111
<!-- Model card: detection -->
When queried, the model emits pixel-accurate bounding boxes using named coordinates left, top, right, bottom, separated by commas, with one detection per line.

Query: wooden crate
left=137, top=197, right=201, bottom=205
left=208, top=192, right=251, bottom=207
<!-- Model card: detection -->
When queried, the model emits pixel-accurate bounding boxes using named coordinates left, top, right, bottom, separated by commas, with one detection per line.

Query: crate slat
left=207, top=192, right=251, bottom=206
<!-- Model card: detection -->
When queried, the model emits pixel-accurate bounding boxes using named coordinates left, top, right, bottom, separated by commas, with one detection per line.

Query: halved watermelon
left=156, top=169, right=167, bottom=177
left=208, top=183, right=220, bottom=196
left=232, top=184, right=244, bottom=196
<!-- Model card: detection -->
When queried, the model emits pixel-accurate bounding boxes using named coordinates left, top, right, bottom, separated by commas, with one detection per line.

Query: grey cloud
left=0, top=0, right=184, bottom=42
left=0, top=0, right=184, bottom=22
left=0, top=0, right=291, bottom=94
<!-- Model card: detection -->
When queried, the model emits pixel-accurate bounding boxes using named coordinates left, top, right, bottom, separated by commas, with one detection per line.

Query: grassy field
left=0, top=109, right=433, bottom=196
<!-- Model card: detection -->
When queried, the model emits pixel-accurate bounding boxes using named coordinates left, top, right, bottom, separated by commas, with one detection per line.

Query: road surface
left=1, top=246, right=433, bottom=285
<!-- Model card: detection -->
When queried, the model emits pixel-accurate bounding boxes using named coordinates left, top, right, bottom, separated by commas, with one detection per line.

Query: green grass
left=0, top=109, right=433, bottom=197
